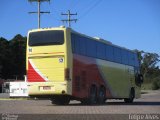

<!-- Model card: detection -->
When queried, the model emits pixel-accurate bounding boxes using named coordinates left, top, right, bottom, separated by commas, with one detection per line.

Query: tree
left=0, top=35, right=26, bottom=80
left=0, top=37, right=10, bottom=79
left=141, top=52, right=160, bottom=79
left=9, top=34, right=27, bottom=79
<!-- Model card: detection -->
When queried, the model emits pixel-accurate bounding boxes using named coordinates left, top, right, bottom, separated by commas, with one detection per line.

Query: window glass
left=79, top=36, right=86, bottom=55
left=134, top=53, right=140, bottom=67
left=71, top=33, right=75, bottom=53
left=74, top=35, right=80, bottom=54
left=114, top=47, right=121, bottom=63
left=106, top=45, right=114, bottom=61
left=29, top=30, right=64, bottom=46
left=121, top=49, right=128, bottom=65
left=86, top=39, right=96, bottom=57
left=97, top=43, right=105, bottom=59
left=128, top=52, right=135, bottom=66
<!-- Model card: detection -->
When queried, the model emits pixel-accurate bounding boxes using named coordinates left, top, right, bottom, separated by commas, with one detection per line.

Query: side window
left=86, top=39, right=96, bottom=57
left=134, top=53, right=140, bottom=67
left=128, top=52, right=135, bottom=66
left=79, top=36, right=86, bottom=55
left=71, top=33, right=75, bottom=53
left=132, top=53, right=135, bottom=66
left=97, top=43, right=105, bottom=59
left=106, top=45, right=114, bottom=61
left=74, top=35, right=80, bottom=54
left=121, top=49, right=129, bottom=65
left=114, top=47, right=121, bottom=63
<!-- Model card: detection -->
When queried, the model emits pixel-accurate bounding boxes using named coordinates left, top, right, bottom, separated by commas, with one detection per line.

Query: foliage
left=135, top=50, right=160, bottom=90
left=0, top=35, right=26, bottom=80
left=141, top=53, right=159, bottom=78
left=152, top=77, right=160, bottom=90
left=141, top=83, right=152, bottom=90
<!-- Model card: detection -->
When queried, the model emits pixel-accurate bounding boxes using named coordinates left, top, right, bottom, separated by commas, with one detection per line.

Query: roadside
left=0, top=93, right=30, bottom=100
left=0, top=90, right=160, bottom=100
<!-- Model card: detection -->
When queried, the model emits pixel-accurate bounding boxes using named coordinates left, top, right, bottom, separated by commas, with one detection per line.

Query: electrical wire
left=78, top=0, right=103, bottom=20
left=76, top=0, right=93, bottom=13
left=68, top=0, right=81, bottom=11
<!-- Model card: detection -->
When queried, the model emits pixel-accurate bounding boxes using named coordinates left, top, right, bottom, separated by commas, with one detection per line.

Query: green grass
left=141, top=83, right=152, bottom=90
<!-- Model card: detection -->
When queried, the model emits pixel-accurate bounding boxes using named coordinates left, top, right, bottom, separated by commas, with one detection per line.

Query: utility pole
left=28, top=0, right=50, bottom=29
left=61, top=10, right=77, bottom=27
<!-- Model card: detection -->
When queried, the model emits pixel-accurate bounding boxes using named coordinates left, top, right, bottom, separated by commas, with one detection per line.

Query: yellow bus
left=27, top=26, right=143, bottom=105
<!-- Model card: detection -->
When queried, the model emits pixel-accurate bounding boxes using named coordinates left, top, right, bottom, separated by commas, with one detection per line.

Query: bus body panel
left=28, top=82, right=67, bottom=95
left=96, top=59, right=131, bottom=98
left=72, top=54, right=112, bottom=99
left=28, top=56, right=65, bottom=82
left=26, top=27, right=141, bottom=101
left=70, top=30, right=141, bottom=100
left=72, top=54, right=140, bottom=99
left=27, top=28, right=72, bottom=96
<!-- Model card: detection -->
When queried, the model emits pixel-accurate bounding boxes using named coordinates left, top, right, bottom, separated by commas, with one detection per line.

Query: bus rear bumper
left=28, top=82, right=68, bottom=97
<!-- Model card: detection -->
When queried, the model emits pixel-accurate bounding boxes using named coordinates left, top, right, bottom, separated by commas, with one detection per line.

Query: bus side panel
left=97, top=60, right=131, bottom=98
left=72, top=54, right=112, bottom=99
left=72, top=54, right=137, bottom=99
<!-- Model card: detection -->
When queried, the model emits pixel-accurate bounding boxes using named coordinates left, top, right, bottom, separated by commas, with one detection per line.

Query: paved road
left=0, top=90, right=160, bottom=114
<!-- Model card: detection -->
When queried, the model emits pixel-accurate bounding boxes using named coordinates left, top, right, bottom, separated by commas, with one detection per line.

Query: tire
left=97, top=87, right=106, bottom=104
left=51, top=96, right=70, bottom=105
left=124, top=88, right=135, bottom=103
left=88, top=86, right=97, bottom=105
left=81, top=99, right=88, bottom=105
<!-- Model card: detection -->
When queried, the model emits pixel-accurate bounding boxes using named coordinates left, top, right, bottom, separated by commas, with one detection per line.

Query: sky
left=0, top=0, right=160, bottom=56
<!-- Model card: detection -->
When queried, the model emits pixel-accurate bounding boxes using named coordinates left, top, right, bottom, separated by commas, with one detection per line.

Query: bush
left=152, top=77, right=160, bottom=90
left=141, top=83, right=152, bottom=90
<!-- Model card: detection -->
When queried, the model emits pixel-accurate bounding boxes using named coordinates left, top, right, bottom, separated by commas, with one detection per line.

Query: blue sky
left=0, top=0, right=160, bottom=56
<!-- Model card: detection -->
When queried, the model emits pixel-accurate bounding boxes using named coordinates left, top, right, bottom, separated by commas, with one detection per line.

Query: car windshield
left=29, top=30, right=64, bottom=46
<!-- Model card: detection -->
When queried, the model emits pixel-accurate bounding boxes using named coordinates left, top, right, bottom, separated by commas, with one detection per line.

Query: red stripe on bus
left=27, top=61, right=45, bottom=82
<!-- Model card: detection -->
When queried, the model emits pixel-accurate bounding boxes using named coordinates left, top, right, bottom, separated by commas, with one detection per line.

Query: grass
left=141, top=83, right=152, bottom=90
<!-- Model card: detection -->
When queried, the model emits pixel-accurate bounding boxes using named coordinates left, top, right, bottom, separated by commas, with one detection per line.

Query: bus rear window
left=29, top=30, right=64, bottom=46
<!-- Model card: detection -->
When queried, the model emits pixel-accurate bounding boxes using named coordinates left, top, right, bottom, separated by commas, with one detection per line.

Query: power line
left=28, top=0, right=50, bottom=28
left=61, top=10, right=77, bottom=28
left=68, top=0, right=80, bottom=11
left=76, top=0, right=93, bottom=13
left=78, top=0, right=103, bottom=20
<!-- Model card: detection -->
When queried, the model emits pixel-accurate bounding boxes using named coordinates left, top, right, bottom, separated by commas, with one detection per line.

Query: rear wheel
left=97, top=87, right=106, bottom=104
left=51, top=96, right=70, bottom=105
left=88, top=86, right=97, bottom=104
left=124, top=88, right=135, bottom=103
left=80, top=99, right=88, bottom=105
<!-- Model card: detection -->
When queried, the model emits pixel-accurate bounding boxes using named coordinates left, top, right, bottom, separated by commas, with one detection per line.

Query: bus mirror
left=135, top=74, right=143, bottom=84
left=138, top=74, right=143, bottom=84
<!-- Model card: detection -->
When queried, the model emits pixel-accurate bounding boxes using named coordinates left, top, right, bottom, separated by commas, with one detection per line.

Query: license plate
left=43, top=86, right=51, bottom=90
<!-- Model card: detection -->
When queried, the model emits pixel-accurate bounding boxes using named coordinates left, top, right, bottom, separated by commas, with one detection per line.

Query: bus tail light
left=65, top=68, right=70, bottom=80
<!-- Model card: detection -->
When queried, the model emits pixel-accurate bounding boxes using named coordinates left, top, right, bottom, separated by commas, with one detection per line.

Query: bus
left=27, top=26, right=143, bottom=105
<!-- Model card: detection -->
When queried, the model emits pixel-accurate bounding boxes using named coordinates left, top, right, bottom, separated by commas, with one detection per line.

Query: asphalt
left=0, top=90, right=160, bottom=120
